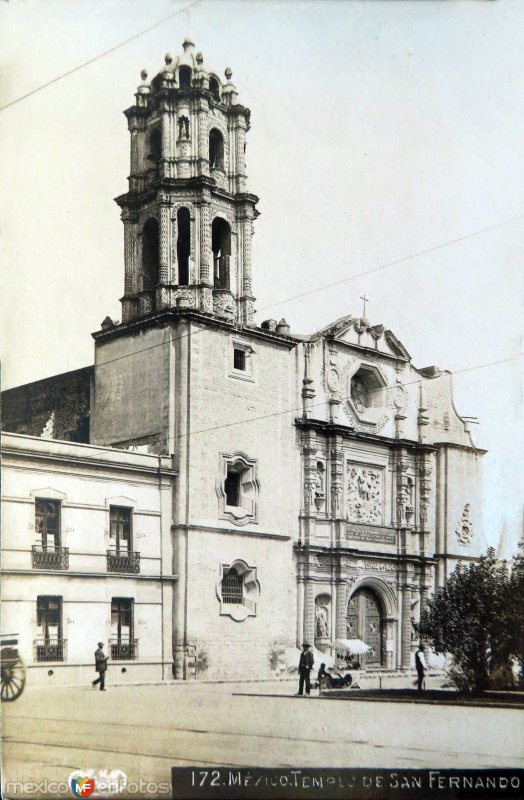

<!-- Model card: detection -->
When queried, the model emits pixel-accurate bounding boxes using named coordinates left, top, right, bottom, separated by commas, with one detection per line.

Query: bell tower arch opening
left=176, top=208, right=191, bottom=286
left=212, top=217, right=231, bottom=290
left=141, top=218, right=159, bottom=291
left=209, top=128, right=224, bottom=170
left=148, top=128, right=162, bottom=169
left=209, top=76, right=221, bottom=102
left=179, top=65, right=192, bottom=88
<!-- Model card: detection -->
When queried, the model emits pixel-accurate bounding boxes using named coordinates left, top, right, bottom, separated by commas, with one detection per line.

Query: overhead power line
left=0, top=0, right=202, bottom=113
left=90, top=207, right=524, bottom=373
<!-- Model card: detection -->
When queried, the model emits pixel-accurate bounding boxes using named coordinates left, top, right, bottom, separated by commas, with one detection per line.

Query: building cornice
left=433, top=441, right=487, bottom=456
left=92, top=309, right=297, bottom=349
left=175, top=523, right=292, bottom=541
left=293, top=543, right=437, bottom=566
left=294, top=417, right=437, bottom=452
left=1, top=436, right=177, bottom=478
left=1, top=569, right=178, bottom=581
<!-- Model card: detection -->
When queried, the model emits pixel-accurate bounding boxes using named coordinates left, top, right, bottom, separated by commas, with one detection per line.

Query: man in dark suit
left=92, top=642, right=108, bottom=691
left=297, top=642, right=314, bottom=696
left=415, top=642, right=428, bottom=692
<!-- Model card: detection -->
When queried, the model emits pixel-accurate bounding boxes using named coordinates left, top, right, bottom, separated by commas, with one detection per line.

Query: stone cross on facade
left=360, top=294, right=370, bottom=317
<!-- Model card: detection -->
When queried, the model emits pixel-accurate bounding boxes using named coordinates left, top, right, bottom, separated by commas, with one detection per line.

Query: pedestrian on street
left=296, top=642, right=314, bottom=696
left=92, top=642, right=108, bottom=691
left=415, top=642, right=428, bottom=693
left=317, top=662, right=328, bottom=690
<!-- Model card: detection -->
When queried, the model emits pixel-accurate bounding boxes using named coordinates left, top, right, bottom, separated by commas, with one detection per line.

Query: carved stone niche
left=314, top=593, right=331, bottom=650
left=314, top=460, right=326, bottom=512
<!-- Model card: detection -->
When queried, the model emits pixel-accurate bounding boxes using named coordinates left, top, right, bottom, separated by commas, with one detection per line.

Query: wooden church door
left=346, top=587, right=383, bottom=665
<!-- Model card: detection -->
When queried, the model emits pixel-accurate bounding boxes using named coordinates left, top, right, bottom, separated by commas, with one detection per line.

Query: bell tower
left=116, top=39, right=258, bottom=326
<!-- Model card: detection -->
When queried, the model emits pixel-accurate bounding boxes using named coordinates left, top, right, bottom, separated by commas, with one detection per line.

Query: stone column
left=401, top=580, right=412, bottom=669
left=122, top=213, right=136, bottom=294
left=335, top=580, right=347, bottom=639
left=198, top=202, right=211, bottom=285
left=160, top=104, right=171, bottom=178
left=303, top=580, right=315, bottom=647
left=159, top=201, right=170, bottom=284
left=330, top=437, right=344, bottom=520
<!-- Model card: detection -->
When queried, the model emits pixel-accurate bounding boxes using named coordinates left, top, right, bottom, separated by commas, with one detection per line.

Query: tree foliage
left=509, top=544, right=524, bottom=686
left=416, top=548, right=515, bottom=691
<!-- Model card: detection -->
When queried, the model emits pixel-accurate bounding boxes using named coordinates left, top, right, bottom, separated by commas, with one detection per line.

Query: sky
left=0, top=0, right=522, bottom=552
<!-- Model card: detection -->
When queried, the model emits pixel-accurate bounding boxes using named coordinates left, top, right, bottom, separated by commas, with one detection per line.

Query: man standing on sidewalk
left=415, top=642, right=428, bottom=692
left=92, top=642, right=108, bottom=691
left=297, top=643, right=314, bottom=696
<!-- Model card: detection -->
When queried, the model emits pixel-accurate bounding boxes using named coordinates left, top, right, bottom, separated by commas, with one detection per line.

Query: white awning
left=330, top=638, right=371, bottom=655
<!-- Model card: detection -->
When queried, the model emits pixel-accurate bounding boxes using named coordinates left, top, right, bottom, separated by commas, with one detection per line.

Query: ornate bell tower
left=116, top=39, right=258, bottom=326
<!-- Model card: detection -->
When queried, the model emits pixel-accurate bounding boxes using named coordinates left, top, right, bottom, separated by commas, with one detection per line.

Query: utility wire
left=0, top=0, right=202, bottom=113
left=91, top=207, right=524, bottom=373
left=84, top=351, right=522, bottom=457
left=165, top=352, right=523, bottom=443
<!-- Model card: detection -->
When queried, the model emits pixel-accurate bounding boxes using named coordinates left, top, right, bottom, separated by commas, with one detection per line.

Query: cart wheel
left=1, top=649, right=26, bottom=702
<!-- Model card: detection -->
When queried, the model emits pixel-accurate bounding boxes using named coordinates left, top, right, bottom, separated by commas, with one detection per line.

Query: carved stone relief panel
left=455, top=503, right=473, bottom=546
left=346, top=463, right=384, bottom=524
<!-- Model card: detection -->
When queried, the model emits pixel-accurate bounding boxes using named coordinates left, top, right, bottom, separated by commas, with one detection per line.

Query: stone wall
left=1, top=366, right=92, bottom=443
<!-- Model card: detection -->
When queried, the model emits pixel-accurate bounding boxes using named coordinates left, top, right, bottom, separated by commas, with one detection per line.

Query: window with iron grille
left=35, top=499, right=60, bottom=548
left=229, top=340, right=255, bottom=382
left=110, top=598, right=137, bottom=659
left=233, top=348, right=246, bottom=371
left=109, top=507, right=131, bottom=553
left=218, top=560, right=260, bottom=621
left=35, top=596, right=65, bottom=662
left=222, top=568, right=244, bottom=604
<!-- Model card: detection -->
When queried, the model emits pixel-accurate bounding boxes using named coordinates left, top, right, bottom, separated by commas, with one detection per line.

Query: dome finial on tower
left=182, top=37, right=195, bottom=50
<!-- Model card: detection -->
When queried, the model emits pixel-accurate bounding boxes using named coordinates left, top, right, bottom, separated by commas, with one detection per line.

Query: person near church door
left=92, top=642, right=108, bottom=691
left=415, top=643, right=428, bottom=692
left=297, top=642, right=314, bottom=695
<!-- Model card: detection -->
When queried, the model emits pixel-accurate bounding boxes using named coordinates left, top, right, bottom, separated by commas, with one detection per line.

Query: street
left=2, top=680, right=523, bottom=798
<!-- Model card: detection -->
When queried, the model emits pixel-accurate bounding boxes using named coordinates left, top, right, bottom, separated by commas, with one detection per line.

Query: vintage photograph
left=1, top=1, right=522, bottom=798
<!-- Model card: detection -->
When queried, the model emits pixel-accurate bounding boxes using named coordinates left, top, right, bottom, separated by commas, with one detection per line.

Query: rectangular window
left=110, top=598, right=137, bottom=660
left=233, top=348, right=246, bottom=371
left=109, top=507, right=131, bottom=553
left=35, top=499, right=60, bottom=549
left=229, top=340, right=255, bottom=382
left=35, top=596, right=65, bottom=661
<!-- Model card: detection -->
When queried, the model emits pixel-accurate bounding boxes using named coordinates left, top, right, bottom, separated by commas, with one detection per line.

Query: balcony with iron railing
left=34, top=639, right=67, bottom=662
left=31, top=545, right=69, bottom=571
left=109, top=638, right=139, bottom=661
left=106, top=550, right=140, bottom=574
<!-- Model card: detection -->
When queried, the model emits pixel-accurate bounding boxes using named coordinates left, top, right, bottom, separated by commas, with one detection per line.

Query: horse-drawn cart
left=1, top=634, right=26, bottom=702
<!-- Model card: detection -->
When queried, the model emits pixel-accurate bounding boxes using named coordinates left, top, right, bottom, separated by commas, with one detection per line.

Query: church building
left=1, top=40, right=487, bottom=683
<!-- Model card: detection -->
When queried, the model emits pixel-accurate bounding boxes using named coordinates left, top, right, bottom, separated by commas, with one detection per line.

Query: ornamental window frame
left=216, top=451, right=259, bottom=526
left=216, top=559, right=260, bottom=621
left=347, top=362, right=387, bottom=425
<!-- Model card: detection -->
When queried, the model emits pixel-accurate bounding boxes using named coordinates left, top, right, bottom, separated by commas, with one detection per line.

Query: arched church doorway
left=346, top=587, right=384, bottom=666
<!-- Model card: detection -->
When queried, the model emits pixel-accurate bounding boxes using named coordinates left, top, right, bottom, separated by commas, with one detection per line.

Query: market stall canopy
left=330, top=638, right=371, bottom=655
left=286, top=647, right=334, bottom=670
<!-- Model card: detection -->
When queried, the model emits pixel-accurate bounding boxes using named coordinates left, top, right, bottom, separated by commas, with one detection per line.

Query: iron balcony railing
left=34, top=638, right=67, bottom=663
left=109, top=638, right=138, bottom=661
left=31, top=545, right=69, bottom=570
left=106, top=550, right=140, bottom=574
